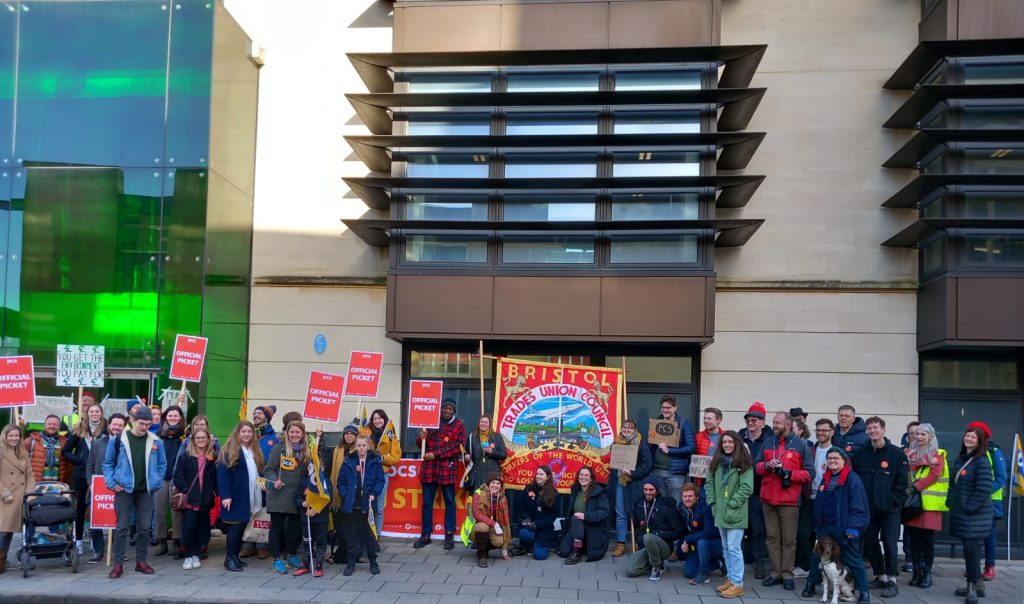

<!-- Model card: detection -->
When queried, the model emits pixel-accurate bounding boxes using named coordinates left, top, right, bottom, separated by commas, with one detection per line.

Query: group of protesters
left=0, top=394, right=1011, bottom=604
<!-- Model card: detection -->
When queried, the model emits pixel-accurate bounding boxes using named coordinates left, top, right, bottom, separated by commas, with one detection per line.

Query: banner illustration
left=494, top=359, right=621, bottom=493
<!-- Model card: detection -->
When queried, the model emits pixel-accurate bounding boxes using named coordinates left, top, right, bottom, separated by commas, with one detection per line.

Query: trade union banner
left=381, top=459, right=469, bottom=539
left=494, top=359, right=621, bottom=493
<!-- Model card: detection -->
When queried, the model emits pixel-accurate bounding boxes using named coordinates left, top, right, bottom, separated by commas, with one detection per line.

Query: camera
left=773, top=465, right=792, bottom=489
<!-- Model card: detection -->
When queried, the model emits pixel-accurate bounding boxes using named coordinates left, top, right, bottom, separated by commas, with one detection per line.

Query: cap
left=744, top=401, right=767, bottom=420
left=827, top=446, right=849, bottom=462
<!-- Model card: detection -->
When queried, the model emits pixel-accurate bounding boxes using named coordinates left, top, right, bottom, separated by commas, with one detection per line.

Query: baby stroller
left=15, top=481, right=79, bottom=578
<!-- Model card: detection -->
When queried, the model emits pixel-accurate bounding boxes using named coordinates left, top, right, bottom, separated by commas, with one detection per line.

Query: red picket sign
left=90, top=475, right=117, bottom=530
left=168, top=335, right=208, bottom=382
left=303, top=371, right=346, bottom=423
left=0, top=355, right=35, bottom=409
left=407, top=380, right=444, bottom=429
left=344, top=351, right=384, bottom=399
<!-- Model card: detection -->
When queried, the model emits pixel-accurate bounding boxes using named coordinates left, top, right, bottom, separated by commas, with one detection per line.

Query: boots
left=444, top=532, right=455, bottom=551
left=565, top=547, right=582, bottom=565
left=918, top=566, right=933, bottom=589
left=475, top=533, right=490, bottom=568
left=172, top=539, right=185, bottom=560
left=155, top=539, right=169, bottom=556
left=612, top=542, right=627, bottom=557
left=909, top=565, right=922, bottom=587
left=955, top=582, right=979, bottom=604
left=0, top=549, right=6, bottom=575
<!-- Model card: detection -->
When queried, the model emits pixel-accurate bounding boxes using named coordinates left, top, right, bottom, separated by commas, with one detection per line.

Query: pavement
left=0, top=535, right=1021, bottom=604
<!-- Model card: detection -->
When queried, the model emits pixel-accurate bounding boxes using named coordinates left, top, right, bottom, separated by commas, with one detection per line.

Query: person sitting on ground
left=557, top=466, right=609, bottom=564
left=676, top=482, right=724, bottom=585
left=515, top=465, right=558, bottom=560
left=471, top=472, right=512, bottom=568
left=625, top=476, right=684, bottom=582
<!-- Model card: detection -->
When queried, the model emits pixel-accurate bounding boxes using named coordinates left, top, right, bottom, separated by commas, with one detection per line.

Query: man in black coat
left=852, top=417, right=909, bottom=599
left=625, top=477, right=684, bottom=582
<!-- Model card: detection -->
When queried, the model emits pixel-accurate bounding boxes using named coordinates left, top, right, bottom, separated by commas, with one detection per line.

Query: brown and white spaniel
left=814, top=537, right=856, bottom=604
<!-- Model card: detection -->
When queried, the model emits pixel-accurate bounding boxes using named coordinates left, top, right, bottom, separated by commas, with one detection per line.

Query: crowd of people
left=0, top=394, right=1012, bottom=604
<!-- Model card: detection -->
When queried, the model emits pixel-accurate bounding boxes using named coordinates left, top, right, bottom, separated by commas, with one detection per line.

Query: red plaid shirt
left=416, top=418, right=467, bottom=485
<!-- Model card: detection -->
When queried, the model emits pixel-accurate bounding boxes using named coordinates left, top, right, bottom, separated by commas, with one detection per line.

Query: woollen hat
left=441, top=398, right=457, bottom=411
left=254, top=405, right=277, bottom=422
left=827, top=446, right=849, bottom=462
left=967, top=421, right=992, bottom=439
left=342, top=423, right=360, bottom=436
left=134, top=406, right=154, bottom=422
left=642, top=475, right=662, bottom=491
left=744, top=401, right=767, bottom=420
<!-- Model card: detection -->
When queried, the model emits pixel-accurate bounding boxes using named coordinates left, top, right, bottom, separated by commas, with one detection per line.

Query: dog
left=814, top=536, right=856, bottom=604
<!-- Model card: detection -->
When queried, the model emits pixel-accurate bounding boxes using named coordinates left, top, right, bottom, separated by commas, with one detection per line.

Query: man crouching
left=626, top=477, right=683, bottom=581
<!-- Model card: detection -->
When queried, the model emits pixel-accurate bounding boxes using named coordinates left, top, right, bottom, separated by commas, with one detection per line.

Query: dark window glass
left=964, top=192, right=1024, bottom=219
left=405, top=153, right=490, bottom=178
left=921, top=196, right=943, bottom=218
left=611, top=193, right=699, bottom=220
left=406, top=72, right=492, bottom=93
left=613, top=151, right=700, bottom=177
left=963, top=147, right=1024, bottom=175
left=504, top=153, right=597, bottom=179
left=501, top=235, right=595, bottom=264
left=962, top=104, right=1024, bottom=129
left=921, top=359, right=1018, bottom=389
left=922, top=237, right=944, bottom=275
left=962, top=60, right=1024, bottom=84
left=405, top=113, right=491, bottom=135
left=961, top=233, right=1024, bottom=266
left=505, top=112, right=598, bottom=135
left=410, top=351, right=493, bottom=378
left=614, top=110, right=701, bottom=134
left=406, top=194, right=488, bottom=221
left=614, top=69, right=701, bottom=91
left=506, top=72, right=599, bottom=92
left=604, top=356, right=693, bottom=383
left=404, top=235, right=488, bottom=263
left=502, top=195, right=595, bottom=221
left=609, top=235, right=699, bottom=264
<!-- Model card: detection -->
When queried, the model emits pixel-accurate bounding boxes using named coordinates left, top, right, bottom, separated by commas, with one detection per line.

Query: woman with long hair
left=947, top=426, right=993, bottom=604
left=153, top=404, right=187, bottom=556
left=609, top=418, right=652, bottom=557
left=705, top=430, right=754, bottom=598
left=465, top=415, right=507, bottom=490
left=62, top=402, right=106, bottom=554
left=217, top=420, right=264, bottom=572
left=903, top=422, right=945, bottom=589
left=337, top=434, right=384, bottom=576
left=264, top=420, right=310, bottom=574
left=471, top=472, right=511, bottom=568
left=0, top=424, right=34, bottom=574
left=368, top=409, right=400, bottom=537
left=557, top=465, right=609, bottom=564
left=172, top=428, right=218, bottom=571
left=515, top=465, right=557, bottom=560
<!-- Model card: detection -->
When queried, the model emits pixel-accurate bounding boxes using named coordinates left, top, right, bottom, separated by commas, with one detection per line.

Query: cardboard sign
left=610, top=443, right=639, bottom=471
left=90, top=475, right=117, bottom=529
left=22, top=396, right=75, bottom=424
left=0, top=355, right=35, bottom=408
left=303, top=371, right=346, bottom=423
left=381, top=459, right=469, bottom=539
left=169, top=335, right=208, bottom=382
left=648, top=419, right=680, bottom=447
left=99, top=396, right=130, bottom=419
left=56, top=344, right=105, bottom=388
left=688, top=454, right=712, bottom=479
left=344, top=351, right=384, bottom=398
left=407, top=380, right=443, bottom=429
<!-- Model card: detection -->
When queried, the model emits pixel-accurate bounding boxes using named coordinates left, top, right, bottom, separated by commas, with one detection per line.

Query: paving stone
left=578, top=588, right=620, bottom=602
left=537, top=587, right=579, bottom=599
left=378, top=581, right=425, bottom=593
left=499, top=585, right=538, bottom=598
left=484, top=574, right=524, bottom=586
left=458, top=584, right=501, bottom=596
left=418, top=582, right=462, bottom=595
left=307, top=591, right=363, bottom=604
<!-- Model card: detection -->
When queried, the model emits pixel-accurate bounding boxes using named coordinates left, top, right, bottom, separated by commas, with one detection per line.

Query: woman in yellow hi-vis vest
left=903, top=423, right=946, bottom=589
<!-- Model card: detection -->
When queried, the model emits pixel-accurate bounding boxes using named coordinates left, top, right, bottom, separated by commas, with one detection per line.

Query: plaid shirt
left=417, top=418, right=467, bottom=485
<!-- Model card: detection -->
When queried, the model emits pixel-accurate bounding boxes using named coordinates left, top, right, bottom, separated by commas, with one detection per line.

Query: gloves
left=845, top=528, right=859, bottom=541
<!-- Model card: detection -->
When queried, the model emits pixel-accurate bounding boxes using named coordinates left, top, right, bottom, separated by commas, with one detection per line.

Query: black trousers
left=224, top=521, right=245, bottom=561
left=342, top=508, right=378, bottom=564
left=72, top=476, right=89, bottom=541
left=962, top=538, right=982, bottom=583
left=906, top=526, right=934, bottom=567
left=864, top=511, right=901, bottom=577
left=268, top=512, right=300, bottom=559
left=301, top=520, right=328, bottom=569
left=795, top=498, right=815, bottom=571
left=744, top=495, right=768, bottom=564
left=180, top=508, right=211, bottom=558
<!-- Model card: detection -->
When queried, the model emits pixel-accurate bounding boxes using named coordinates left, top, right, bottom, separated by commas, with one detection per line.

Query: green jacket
left=704, top=464, right=754, bottom=529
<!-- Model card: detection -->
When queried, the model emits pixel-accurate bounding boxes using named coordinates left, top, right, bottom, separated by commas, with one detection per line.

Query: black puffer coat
left=558, top=483, right=610, bottom=561
left=946, top=451, right=993, bottom=540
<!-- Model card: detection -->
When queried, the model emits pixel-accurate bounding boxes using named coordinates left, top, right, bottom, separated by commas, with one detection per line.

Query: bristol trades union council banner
left=495, top=359, right=621, bottom=493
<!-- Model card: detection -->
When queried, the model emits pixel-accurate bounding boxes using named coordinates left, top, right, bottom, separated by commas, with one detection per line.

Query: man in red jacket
left=695, top=407, right=725, bottom=459
left=755, top=411, right=813, bottom=591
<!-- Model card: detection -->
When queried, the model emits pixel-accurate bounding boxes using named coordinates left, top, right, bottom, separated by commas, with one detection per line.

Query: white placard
left=22, top=396, right=75, bottom=423
left=56, top=344, right=105, bottom=388
left=689, top=454, right=713, bottom=479
left=99, top=396, right=131, bottom=419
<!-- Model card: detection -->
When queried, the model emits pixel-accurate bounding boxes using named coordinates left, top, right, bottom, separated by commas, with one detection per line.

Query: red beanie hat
left=744, top=401, right=767, bottom=420
left=967, top=421, right=991, bottom=439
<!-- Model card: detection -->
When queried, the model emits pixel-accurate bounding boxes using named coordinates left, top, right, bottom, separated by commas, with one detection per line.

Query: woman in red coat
left=903, top=422, right=945, bottom=589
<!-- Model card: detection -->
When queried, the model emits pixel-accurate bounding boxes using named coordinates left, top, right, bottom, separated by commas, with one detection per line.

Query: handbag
left=900, top=489, right=924, bottom=522
left=243, top=507, right=271, bottom=543
left=171, top=471, right=201, bottom=512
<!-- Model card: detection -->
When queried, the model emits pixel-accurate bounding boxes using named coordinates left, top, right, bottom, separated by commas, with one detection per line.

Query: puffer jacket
left=678, top=498, right=720, bottom=545
left=648, top=416, right=697, bottom=475
left=833, top=418, right=869, bottom=456
left=25, top=432, right=72, bottom=484
left=557, top=483, right=610, bottom=561
left=755, top=432, right=812, bottom=506
left=630, top=492, right=684, bottom=544
left=336, top=452, right=385, bottom=514
left=946, top=451, right=993, bottom=540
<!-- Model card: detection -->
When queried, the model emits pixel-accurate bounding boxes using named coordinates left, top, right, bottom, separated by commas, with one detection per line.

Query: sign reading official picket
left=0, top=356, right=35, bottom=409
left=407, top=380, right=443, bottom=429
left=90, top=475, right=117, bottom=529
left=303, top=371, right=345, bottom=423
left=169, top=335, right=208, bottom=382
left=56, top=344, right=105, bottom=388
left=344, top=351, right=384, bottom=398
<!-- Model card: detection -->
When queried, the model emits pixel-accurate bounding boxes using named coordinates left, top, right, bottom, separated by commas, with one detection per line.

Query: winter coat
left=87, top=435, right=110, bottom=479
left=833, top=418, right=870, bottom=456
left=608, top=435, right=653, bottom=515
left=336, top=452, right=385, bottom=515
left=739, top=428, right=770, bottom=495
left=946, top=451, right=994, bottom=540
left=103, top=430, right=167, bottom=493
left=158, top=423, right=186, bottom=480
left=813, top=465, right=870, bottom=541
left=987, top=442, right=1008, bottom=518
left=905, top=448, right=946, bottom=531
left=217, top=456, right=258, bottom=523
left=263, top=442, right=309, bottom=515
left=24, top=432, right=72, bottom=485
left=755, top=432, right=813, bottom=506
left=696, top=427, right=726, bottom=458
left=678, top=499, right=720, bottom=544
left=705, top=463, right=754, bottom=529
left=851, top=438, right=910, bottom=515
left=172, top=452, right=218, bottom=511
left=466, top=431, right=507, bottom=490
left=471, top=484, right=512, bottom=548
left=61, top=433, right=94, bottom=481
left=371, top=428, right=401, bottom=473
left=519, top=483, right=557, bottom=548
left=630, top=493, right=684, bottom=543
left=648, top=416, right=697, bottom=475
left=257, top=424, right=278, bottom=461
left=557, top=483, right=610, bottom=561
left=0, top=446, right=34, bottom=533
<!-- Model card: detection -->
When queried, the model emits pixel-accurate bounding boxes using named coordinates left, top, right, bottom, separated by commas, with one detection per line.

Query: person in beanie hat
left=625, top=475, right=684, bottom=581
left=252, top=405, right=278, bottom=459
left=966, top=421, right=1008, bottom=581
left=470, top=471, right=511, bottom=567
left=325, top=423, right=360, bottom=564
left=740, top=401, right=770, bottom=579
left=414, top=398, right=466, bottom=550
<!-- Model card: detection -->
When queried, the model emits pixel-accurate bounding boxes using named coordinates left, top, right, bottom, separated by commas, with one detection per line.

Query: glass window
left=920, top=195, right=944, bottom=219
left=501, top=235, right=595, bottom=264
left=504, top=153, right=597, bottom=179
left=605, top=356, right=693, bottom=383
left=962, top=60, right=1024, bottom=84
left=405, top=113, right=490, bottom=135
left=614, top=111, right=700, bottom=134
left=964, top=192, right=1024, bottom=219
left=410, top=351, right=493, bottom=378
left=920, top=151, right=944, bottom=174
left=962, top=104, right=1024, bottom=129
left=921, top=359, right=1018, bottom=390
left=506, top=71, right=599, bottom=92
left=505, top=112, right=598, bottom=135
left=404, top=235, right=488, bottom=263
left=406, top=194, right=488, bottom=221
left=503, top=195, right=595, bottom=221
left=963, top=147, right=1024, bottom=175
left=922, top=237, right=944, bottom=275
left=611, top=193, right=699, bottom=220
left=405, top=72, right=492, bottom=93
left=613, top=151, right=700, bottom=177
left=614, top=70, right=701, bottom=91
left=512, top=354, right=591, bottom=366
left=609, top=235, right=699, bottom=264
left=961, top=233, right=1024, bottom=266
left=405, top=153, right=490, bottom=178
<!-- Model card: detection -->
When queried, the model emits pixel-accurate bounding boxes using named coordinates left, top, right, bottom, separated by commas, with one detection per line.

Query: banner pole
left=358, top=397, right=364, bottom=425
left=1009, top=435, right=1017, bottom=562
left=621, top=357, right=628, bottom=418
left=105, top=528, right=112, bottom=566
left=478, top=340, right=485, bottom=417
left=78, top=386, right=84, bottom=416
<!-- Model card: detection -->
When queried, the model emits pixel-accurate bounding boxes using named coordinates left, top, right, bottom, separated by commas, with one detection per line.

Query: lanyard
left=641, top=500, right=656, bottom=533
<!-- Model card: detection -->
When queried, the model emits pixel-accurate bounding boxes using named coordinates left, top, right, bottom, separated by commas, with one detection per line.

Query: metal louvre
left=883, top=84, right=1024, bottom=129
left=883, top=129, right=1024, bottom=168
left=882, top=218, right=1024, bottom=247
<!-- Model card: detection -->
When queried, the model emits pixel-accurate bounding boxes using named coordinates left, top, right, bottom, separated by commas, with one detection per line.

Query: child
left=294, top=452, right=332, bottom=577
left=338, top=434, right=384, bottom=576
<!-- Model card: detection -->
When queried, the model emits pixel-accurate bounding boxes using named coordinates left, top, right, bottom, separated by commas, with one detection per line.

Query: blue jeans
left=420, top=482, right=456, bottom=535
left=807, top=535, right=867, bottom=594
left=677, top=538, right=724, bottom=578
left=518, top=528, right=549, bottom=560
left=374, top=474, right=388, bottom=537
left=720, top=528, right=745, bottom=587
left=614, top=482, right=628, bottom=543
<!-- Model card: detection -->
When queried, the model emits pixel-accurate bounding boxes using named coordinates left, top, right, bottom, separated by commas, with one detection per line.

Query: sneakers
left=720, top=584, right=744, bottom=598
left=716, top=580, right=734, bottom=593
left=274, top=559, right=287, bottom=574
left=612, top=542, right=627, bottom=557
left=293, top=567, right=310, bottom=576
left=135, top=561, right=155, bottom=575
left=690, top=572, right=709, bottom=585
left=313, top=565, right=323, bottom=578
left=191, top=555, right=201, bottom=569
left=880, top=580, right=898, bottom=598
left=183, top=557, right=195, bottom=570
left=108, top=563, right=123, bottom=579
left=982, top=566, right=995, bottom=581
left=287, top=555, right=302, bottom=569
left=793, top=567, right=809, bottom=578
left=649, top=565, right=664, bottom=582
left=869, top=578, right=890, bottom=589
left=88, top=553, right=103, bottom=564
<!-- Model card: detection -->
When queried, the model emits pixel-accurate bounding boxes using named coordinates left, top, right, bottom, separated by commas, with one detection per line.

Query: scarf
left=161, top=422, right=185, bottom=441
left=330, top=444, right=354, bottom=509
left=87, top=421, right=102, bottom=442
left=242, top=447, right=262, bottom=513
left=41, top=432, right=61, bottom=473
left=719, top=453, right=733, bottom=472
left=615, top=430, right=640, bottom=485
